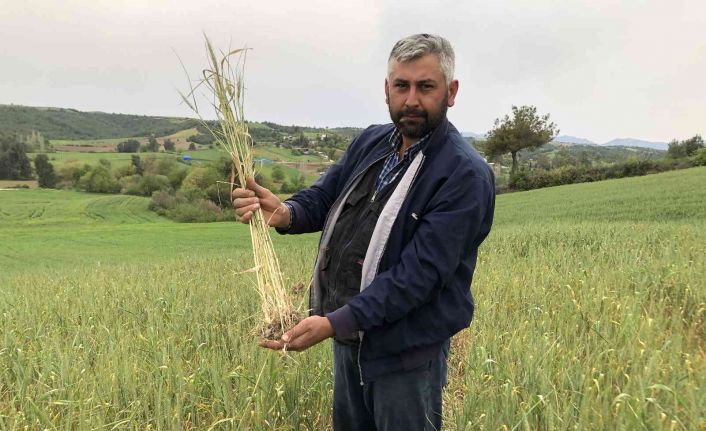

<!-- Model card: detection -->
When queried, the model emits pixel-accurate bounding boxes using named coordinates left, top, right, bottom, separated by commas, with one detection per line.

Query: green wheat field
left=1, top=167, right=704, bottom=430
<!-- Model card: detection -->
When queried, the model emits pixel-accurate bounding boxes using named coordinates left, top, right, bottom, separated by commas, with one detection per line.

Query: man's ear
left=447, top=79, right=459, bottom=107
left=384, top=78, right=390, bottom=104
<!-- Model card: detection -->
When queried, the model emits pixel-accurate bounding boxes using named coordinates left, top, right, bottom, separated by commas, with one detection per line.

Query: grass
left=36, top=152, right=176, bottom=167
left=52, top=137, right=133, bottom=147
left=0, top=167, right=704, bottom=428
left=35, top=145, right=328, bottom=170
left=51, top=129, right=199, bottom=149
left=0, top=180, right=37, bottom=189
left=253, top=146, right=325, bottom=163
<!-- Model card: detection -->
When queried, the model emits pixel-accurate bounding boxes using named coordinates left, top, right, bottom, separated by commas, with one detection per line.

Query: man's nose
left=404, top=87, right=420, bottom=107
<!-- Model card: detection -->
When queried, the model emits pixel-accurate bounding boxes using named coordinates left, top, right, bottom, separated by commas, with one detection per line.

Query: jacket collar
left=421, top=117, right=451, bottom=156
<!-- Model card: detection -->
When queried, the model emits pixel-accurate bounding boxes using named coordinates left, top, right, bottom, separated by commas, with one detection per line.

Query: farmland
left=0, top=168, right=704, bottom=429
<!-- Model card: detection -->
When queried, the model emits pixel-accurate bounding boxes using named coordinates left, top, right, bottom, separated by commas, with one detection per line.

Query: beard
left=389, top=95, right=448, bottom=139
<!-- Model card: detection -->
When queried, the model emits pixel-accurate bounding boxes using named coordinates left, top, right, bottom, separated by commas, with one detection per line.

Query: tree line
left=476, top=105, right=705, bottom=192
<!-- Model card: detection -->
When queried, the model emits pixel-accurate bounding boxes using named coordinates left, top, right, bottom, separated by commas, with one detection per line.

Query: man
left=233, top=33, right=495, bottom=430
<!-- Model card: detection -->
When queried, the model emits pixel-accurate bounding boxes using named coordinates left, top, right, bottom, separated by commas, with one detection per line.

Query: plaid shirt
left=373, top=129, right=430, bottom=196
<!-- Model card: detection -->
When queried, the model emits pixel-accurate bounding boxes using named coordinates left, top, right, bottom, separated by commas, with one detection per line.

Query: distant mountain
left=602, top=138, right=668, bottom=151
left=462, top=131, right=485, bottom=139
left=552, top=135, right=597, bottom=145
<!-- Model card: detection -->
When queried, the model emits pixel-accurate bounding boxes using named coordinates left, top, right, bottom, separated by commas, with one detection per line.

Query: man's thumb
left=246, top=178, right=266, bottom=195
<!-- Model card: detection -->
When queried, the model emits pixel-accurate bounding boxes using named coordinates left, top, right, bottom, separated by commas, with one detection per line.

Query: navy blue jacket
left=283, top=118, right=495, bottom=382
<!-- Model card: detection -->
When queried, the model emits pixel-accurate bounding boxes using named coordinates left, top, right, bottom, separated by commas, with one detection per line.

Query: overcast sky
left=1, top=0, right=704, bottom=143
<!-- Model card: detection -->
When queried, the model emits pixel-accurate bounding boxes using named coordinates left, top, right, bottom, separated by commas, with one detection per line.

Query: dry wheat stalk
left=179, top=35, right=299, bottom=340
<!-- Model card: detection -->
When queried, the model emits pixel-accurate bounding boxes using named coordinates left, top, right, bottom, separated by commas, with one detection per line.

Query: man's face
left=385, top=54, right=459, bottom=140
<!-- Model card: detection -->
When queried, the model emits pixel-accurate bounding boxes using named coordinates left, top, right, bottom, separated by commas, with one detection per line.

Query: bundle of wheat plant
left=179, top=35, right=300, bottom=340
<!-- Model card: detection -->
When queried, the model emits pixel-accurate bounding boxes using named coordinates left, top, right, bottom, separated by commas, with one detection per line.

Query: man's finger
left=239, top=211, right=253, bottom=224
left=235, top=203, right=260, bottom=218
left=231, top=187, right=256, bottom=199
left=233, top=197, right=259, bottom=209
left=258, top=339, right=285, bottom=350
left=285, top=332, right=313, bottom=351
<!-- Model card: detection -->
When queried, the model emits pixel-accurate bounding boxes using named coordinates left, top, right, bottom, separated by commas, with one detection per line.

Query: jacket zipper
left=309, top=150, right=392, bottom=312
left=357, top=154, right=426, bottom=387
left=324, top=151, right=392, bottom=307
left=358, top=332, right=365, bottom=386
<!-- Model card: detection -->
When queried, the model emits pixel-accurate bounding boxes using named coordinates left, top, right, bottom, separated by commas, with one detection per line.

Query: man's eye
left=394, top=83, right=408, bottom=88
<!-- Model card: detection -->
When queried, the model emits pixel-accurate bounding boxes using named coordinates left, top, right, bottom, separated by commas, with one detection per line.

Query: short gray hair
left=388, top=33, right=455, bottom=86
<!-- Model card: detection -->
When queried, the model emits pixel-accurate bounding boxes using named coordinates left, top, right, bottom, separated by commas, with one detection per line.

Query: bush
left=506, top=158, right=696, bottom=192
left=181, top=166, right=222, bottom=198
left=167, top=166, right=189, bottom=189
left=148, top=190, right=178, bottom=215
left=56, top=160, right=91, bottom=188
left=141, top=156, right=178, bottom=176
left=166, top=199, right=228, bottom=223
left=135, top=174, right=171, bottom=196
left=114, top=164, right=137, bottom=179
left=77, top=166, right=120, bottom=193
left=119, top=174, right=142, bottom=195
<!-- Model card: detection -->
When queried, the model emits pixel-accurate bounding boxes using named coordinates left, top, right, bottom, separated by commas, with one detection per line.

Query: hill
left=552, top=135, right=597, bottom=145
left=603, top=137, right=669, bottom=150
left=0, top=104, right=198, bottom=140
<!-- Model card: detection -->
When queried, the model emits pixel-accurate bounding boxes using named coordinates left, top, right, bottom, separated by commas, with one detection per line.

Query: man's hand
left=232, top=178, right=289, bottom=228
left=259, top=316, right=334, bottom=352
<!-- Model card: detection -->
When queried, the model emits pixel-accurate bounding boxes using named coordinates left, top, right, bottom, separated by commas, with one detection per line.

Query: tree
left=484, top=105, right=558, bottom=175
left=535, top=153, right=552, bottom=170
left=683, top=135, right=704, bottom=156
left=692, top=147, right=706, bottom=166
left=163, top=138, right=175, bottom=152
left=131, top=155, right=144, bottom=175
left=553, top=148, right=577, bottom=168
left=188, top=142, right=196, bottom=151
left=271, top=165, right=285, bottom=182
left=668, top=135, right=704, bottom=158
left=297, top=133, right=309, bottom=148
left=147, top=135, right=159, bottom=152
left=116, top=139, right=141, bottom=153
left=0, top=137, right=32, bottom=180
left=34, top=154, right=57, bottom=188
